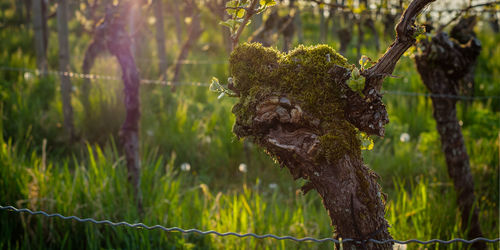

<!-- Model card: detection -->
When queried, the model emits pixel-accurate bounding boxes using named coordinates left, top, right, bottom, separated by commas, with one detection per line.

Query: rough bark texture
left=32, top=0, right=47, bottom=71
left=414, top=22, right=485, bottom=249
left=153, top=0, right=168, bottom=79
left=83, top=5, right=143, bottom=212
left=57, top=0, right=75, bottom=141
left=229, top=44, right=392, bottom=249
left=450, top=17, right=478, bottom=102
left=227, top=1, right=434, bottom=249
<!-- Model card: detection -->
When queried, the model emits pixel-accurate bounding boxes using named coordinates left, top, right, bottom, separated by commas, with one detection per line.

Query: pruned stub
left=229, top=43, right=392, bottom=247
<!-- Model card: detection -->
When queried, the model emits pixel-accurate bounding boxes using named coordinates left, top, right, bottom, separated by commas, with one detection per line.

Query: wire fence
left=1, top=66, right=499, bottom=101
left=1, top=205, right=499, bottom=246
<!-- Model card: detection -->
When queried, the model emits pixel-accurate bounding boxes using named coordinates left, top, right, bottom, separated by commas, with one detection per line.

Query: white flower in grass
left=180, top=163, right=191, bottom=172
left=269, top=183, right=278, bottom=189
left=238, top=163, right=247, bottom=173
left=146, top=129, right=154, bottom=136
left=24, top=72, right=33, bottom=81
left=400, top=133, right=410, bottom=142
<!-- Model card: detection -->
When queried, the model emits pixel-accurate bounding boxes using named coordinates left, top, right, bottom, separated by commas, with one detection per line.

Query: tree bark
left=414, top=24, right=485, bottom=249
left=86, top=6, right=143, bottom=213
left=231, top=91, right=393, bottom=249
left=57, top=0, right=75, bottom=141
left=32, top=0, right=47, bottom=72
left=228, top=1, right=434, bottom=249
left=153, top=0, right=168, bottom=79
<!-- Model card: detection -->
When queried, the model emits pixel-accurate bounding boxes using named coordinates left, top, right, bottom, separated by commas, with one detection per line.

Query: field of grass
left=0, top=3, right=499, bottom=249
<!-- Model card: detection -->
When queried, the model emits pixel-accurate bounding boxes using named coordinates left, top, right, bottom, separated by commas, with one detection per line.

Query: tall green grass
left=0, top=3, right=499, bottom=249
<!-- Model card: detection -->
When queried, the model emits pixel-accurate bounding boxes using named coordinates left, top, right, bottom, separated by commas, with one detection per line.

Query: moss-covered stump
left=229, top=43, right=392, bottom=249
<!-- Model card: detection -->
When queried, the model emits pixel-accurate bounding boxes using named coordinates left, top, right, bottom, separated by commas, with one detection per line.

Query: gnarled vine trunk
left=227, top=1, right=435, bottom=249
left=231, top=44, right=391, bottom=249
left=82, top=5, right=143, bottom=213
left=414, top=18, right=485, bottom=249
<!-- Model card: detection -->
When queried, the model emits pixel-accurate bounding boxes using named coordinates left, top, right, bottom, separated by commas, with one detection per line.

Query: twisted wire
left=1, top=205, right=499, bottom=245
left=1, top=66, right=499, bottom=100
left=382, top=90, right=500, bottom=100
left=0, top=66, right=209, bottom=87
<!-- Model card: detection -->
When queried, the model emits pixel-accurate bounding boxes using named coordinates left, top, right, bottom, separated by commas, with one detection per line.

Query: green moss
left=230, top=43, right=361, bottom=162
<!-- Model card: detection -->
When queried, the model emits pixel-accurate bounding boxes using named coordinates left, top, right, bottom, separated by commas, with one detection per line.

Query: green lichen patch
left=230, top=42, right=361, bottom=162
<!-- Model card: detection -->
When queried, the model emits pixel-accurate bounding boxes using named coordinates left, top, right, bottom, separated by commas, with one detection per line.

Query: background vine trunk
left=414, top=18, right=485, bottom=249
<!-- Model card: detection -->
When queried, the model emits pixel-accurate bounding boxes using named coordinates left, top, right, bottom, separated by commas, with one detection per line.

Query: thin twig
left=231, top=0, right=260, bottom=51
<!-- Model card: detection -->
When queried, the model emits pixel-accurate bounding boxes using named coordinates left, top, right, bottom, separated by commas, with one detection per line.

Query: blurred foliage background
left=0, top=0, right=498, bottom=249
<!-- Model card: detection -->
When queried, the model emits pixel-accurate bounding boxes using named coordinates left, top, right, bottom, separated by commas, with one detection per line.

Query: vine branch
left=344, top=0, right=436, bottom=137
left=231, top=0, right=260, bottom=51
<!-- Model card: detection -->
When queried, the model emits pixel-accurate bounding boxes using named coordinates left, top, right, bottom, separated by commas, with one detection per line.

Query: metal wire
left=0, top=66, right=209, bottom=87
left=382, top=90, right=500, bottom=100
left=1, top=205, right=499, bottom=245
left=1, top=66, right=499, bottom=100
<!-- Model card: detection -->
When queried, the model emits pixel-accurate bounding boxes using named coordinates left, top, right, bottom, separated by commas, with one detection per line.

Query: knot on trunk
left=230, top=43, right=364, bottom=168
